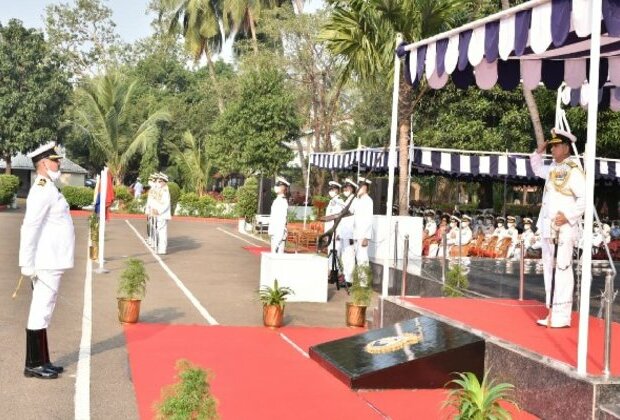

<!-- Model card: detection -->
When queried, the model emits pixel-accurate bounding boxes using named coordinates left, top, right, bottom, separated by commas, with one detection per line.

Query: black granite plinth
left=309, top=316, right=485, bottom=389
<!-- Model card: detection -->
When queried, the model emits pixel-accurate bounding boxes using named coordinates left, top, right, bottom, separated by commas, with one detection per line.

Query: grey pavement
left=0, top=208, right=359, bottom=419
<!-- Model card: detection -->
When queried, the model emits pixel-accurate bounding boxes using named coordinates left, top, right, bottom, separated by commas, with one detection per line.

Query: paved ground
left=0, top=208, right=358, bottom=419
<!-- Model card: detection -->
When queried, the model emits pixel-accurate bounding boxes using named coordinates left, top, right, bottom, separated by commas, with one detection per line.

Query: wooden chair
left=478, top=237, right=499, bottom=258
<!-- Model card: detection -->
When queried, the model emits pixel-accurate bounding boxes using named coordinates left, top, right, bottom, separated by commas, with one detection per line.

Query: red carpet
left=402, top=297, right=620, bottom=376
left=242, top=245, right=271, bottom=256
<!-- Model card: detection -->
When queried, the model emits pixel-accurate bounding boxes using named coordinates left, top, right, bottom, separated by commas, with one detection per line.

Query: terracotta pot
left=118, top=298, right=141, bottom=323
left=263, top=305, right=284, bottom=328
left=346, top=302, right=367, bottom=327
left=89, top=245, right=98, bottom=261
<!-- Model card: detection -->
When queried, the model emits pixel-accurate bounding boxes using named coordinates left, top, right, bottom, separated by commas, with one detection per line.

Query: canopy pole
left=382, top=34, right=402, bottom=300
left=96, top=167, right=109, bottom=274
left=357, top=137, right=362, bottom=182
left=406, top=114, right=414, bottom=208
left=577, top=0, right=602, bottom=376
left=303, top=156, right=311, bottom=229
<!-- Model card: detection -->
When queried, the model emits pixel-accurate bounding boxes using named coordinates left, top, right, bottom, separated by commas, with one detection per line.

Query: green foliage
left=443, top=371, right=517, bottom=420
left=73, top=71, right=172, bottom=183
left=208, top=66, right=299, bottom=176
left=118, top=258, right=149, bottom=300
left=61, top=186, right=95, bottom=209
left=168, top=182, right=181, bottom=215
left=221, top=186, right=236, bottom=203
left=0, top=20, right=71, bottom=168
left=258, top=280, right=294, bottom=309
left=124, top=197, right=146, bottom=215
left=114, top=185, right=134, bottom=205
left=236, top=178, right=259, bottom=222
left=0, top=174, right=20, bottom=204
left=169, top=132, right=211, bottom=196
left=350, top=264, right=373, bottom=307
left=155, top=359, right=219, bottom=420
left=443, top=264, right=469, bottom=297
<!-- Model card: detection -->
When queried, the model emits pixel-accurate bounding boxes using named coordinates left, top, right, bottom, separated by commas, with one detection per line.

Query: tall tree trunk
left=291, top=0, right=304, bottom=14
left=3, top=154, right=11, bottom=174
left=499, top=0, right=545, bottom=148
left=202, top=41, right=225, bottom=114
left=398, top=77, right=413, bottom=216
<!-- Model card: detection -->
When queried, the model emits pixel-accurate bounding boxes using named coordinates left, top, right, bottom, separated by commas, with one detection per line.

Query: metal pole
left=458, top=225, right=462, bottom=266
left=394, top=221, right=399, bottom=265
left=519, top=239, right=525, bottom=301
left=441, top=231, right=447, bottom=284
left=577, top=0, right=602, bottom=375
left=381, top=34, right=402, bottom=300
left=401, top=234, right=409, bottom=298
left=406, top=114, right=414, bottom=210
left=303, top=158, right=311, bottom=229
left=96, top=167, right=109, bottom=274
left=603, top=269, right=615, bottom=377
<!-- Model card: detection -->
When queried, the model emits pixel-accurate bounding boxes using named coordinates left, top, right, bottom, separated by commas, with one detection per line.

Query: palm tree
left=169, top=131, right=212, bottom=195
left=74, top=72, right=172, bottom=184
left=222, top=0, right=276, bottom=55
left=158, top=0, right=225, bottom=113
left=320, top=0, right=472, bottom=215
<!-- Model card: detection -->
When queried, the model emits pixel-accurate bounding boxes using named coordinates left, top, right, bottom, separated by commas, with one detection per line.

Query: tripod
left=327, top=237, right=348, bottom=292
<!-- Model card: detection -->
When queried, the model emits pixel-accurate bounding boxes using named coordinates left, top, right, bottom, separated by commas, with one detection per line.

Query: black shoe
left=43, top=363, right=64, bottom=374
left=24, top=365, right=58, bottom=379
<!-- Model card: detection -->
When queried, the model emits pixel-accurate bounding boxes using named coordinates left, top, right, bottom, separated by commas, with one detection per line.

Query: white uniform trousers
left=156, top=218, right=168, bottom=254
left=341, top=239, right=356, bottom=283
left=355, top=240, right=370, bottom=267
left=270, top=232, right=286, bottom=253
left=541, top=237, right=574, bottom=325
left=27, top=269, right=63, bottom=330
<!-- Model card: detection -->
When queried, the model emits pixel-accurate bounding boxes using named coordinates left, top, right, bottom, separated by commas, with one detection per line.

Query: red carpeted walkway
left=402, top=297, right=620, bottom=376
left=242, top=245, right=271, bottom=256
left=125, top=324, right=536, bottom=419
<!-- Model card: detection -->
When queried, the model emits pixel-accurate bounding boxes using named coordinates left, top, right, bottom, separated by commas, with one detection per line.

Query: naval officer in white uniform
left=150, top=173, right=171, bottom=254
left=268, top=176, right=289, bottom=253
left=531, top=128, right=585, bottom=328
left=19, top=142, right=75, bottom=379
left=325, top=181, right=345, bottom=274
left=351, top=177, right=374, bottom=271
left=339, top=179, right=357, bottom=285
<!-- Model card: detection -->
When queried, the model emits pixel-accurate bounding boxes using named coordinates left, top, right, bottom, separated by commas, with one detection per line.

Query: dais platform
left=309, top=317, right=485, bottom=389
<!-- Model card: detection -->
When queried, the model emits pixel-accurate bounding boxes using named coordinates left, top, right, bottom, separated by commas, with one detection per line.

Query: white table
left=260, top=253, right=328, bottom=303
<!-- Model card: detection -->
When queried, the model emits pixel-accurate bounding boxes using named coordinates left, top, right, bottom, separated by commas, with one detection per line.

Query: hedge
left=222, top=186, right=237, bottom=203
left=62, top=186, right=94, bottom=209
left=0, top=174, right=19, bottom=205
left=168, top=181, right=181, bottom=215
left=236, top=178, right=258, bottom=221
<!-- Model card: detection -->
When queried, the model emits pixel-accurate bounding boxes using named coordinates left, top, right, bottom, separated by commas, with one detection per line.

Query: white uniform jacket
left=530, top=151, right=586, bottom=239
left=268, top=196, right=288, bottom=238
left=338, top=196, right=355, bottom=240
left=424, top=220, right=437, bottom=236
left=152, top=186, right=171, bottom=220
left=522, top=229, right=536, bottom=247
left=446, top=227, right=461, bottom=245
left=19, top=175, right=75, bottom=270
left=145, top=183, right=157, bottom=215
left=460, top=226, right=473, bottom=245
left=325, top=196, right=345, bottom=233
left=492, top=226, right=506, bottom=237
left=350, top=194, right=374, bottom=240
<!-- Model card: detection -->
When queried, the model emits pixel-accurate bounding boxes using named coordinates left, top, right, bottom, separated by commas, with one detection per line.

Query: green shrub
left=114, top=185, right=133, bottom=206
left=168, top=181, right=181, bottom=215
left=155, top=359, right=218, bottom=420
left=350, top=264, right=373, bottom=306
left=0, top=174, right=19, bottom=204
left=61, top=186, right=94, bottom=209
left=177, top=192, right=201, bottom=216
left=443, top=371, right=517, bottom=419
left=198, top=194, right=217, bottom=217
left=236, top=178, right=258, bottom=222
left=443, top=264, right=469, bottom=297
left=118, top=258, right=149, bottom=300
left=125, top=197, right=146, bottom=214
left=221, top=186, right=236, bottom=203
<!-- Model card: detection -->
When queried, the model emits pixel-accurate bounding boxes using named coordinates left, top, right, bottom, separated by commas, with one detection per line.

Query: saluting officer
left=145, top=173, right=158, bottom=246
left=268, top=176, right=289, bottom=253
left=325, top=181, right=345, bottom=270
left=151, top=173, right=171, bottom=255
left=531, top=128, right=585, bottom=328
left=19, top=142, right=75, bottom=379
left=351, top=177, right=374, bottom=272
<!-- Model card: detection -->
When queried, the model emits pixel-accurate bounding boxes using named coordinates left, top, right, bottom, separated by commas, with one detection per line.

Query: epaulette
left=566, top=160, right=578, bottom=169
left=37, top=178, right=47, bottom=187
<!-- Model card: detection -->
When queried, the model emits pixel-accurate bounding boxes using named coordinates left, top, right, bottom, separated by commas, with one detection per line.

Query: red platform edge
left=69, top=210, right=238, bottom=224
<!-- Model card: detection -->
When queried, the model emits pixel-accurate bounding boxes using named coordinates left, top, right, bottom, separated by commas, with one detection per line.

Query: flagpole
left=96, top=167, right=109, bottom=274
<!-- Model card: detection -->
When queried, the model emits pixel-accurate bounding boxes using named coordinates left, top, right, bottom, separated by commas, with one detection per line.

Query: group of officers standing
left=144, top=172, right=171, bottom=255
left=268, top=176, right=375, bottom=286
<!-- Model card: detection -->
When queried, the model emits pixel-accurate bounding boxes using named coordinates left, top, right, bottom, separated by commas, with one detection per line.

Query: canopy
left=396, top=0, right=620, bottom=101
left=309, top=146, right=620, bottom=184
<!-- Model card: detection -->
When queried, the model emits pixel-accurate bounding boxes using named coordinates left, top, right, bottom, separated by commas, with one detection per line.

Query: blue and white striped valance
left=396, top=0, right=620, bottom=94
left=309, top=147, right=620, bottom=184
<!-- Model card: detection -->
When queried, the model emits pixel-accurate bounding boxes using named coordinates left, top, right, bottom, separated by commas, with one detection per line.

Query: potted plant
left=442, top=264, right=469, bottom=297
left=443, top=371, right=517, bottom=419
left=89, top=213, right=99, bottom=260
left=346, top=265, right=373, bottom=327
left=258, top=280, right=294, bottom=328
left=117, top=258, right=149, bottom=323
